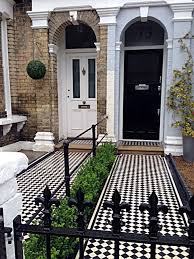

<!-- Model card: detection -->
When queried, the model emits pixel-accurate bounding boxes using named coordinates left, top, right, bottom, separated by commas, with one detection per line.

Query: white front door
left=66, top=53, right=97, bottom=138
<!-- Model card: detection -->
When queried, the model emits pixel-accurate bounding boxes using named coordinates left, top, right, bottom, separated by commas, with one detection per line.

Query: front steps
left=117, top=140, right=164, bottom=155
left=55, top=139, right=92, bottom=152
left=55, top=139, right=164, bottom=155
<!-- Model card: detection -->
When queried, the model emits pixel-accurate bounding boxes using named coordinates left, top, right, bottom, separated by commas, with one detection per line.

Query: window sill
left=0, top=115, right=27, bottom=136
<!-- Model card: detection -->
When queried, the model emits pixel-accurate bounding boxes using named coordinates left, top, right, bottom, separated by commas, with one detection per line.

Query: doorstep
left=118, top=140, right=164, bottom=155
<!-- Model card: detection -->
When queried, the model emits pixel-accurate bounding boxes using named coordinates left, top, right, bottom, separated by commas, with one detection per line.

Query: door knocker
left=82, top=67, right=86, bottom=76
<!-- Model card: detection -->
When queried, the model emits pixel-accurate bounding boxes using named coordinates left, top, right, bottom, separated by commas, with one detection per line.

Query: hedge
left=24, top=143, right=116, bottom=259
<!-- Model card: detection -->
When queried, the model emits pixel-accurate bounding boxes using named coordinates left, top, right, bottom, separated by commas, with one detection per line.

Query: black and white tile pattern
left=119, top=141, right=162, bottom=146
left=17, top=151, right=88, bottom=223
left=69, top=139, right=92, bottom=145
left=84, top=154, right=188, bottom=258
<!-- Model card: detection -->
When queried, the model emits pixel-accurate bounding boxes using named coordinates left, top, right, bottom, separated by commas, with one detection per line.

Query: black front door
left=123, top=49, right=163, bottom=140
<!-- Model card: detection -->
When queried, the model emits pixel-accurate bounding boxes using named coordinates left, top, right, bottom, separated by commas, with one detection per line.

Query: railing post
left=92, top=124, right=96, bottom=157
left=179, top=195, right=194, bottom=259
left=64, top=140, right=70, bottom=197
left=69, top=188, right=93, bottom=259
left=13, top=215, right=23, bottom=259
left=140, top=192, right=168, bottom=259
left=103, top=189, right=130, bottom=259
left=35, top=186, right=60, bottom=259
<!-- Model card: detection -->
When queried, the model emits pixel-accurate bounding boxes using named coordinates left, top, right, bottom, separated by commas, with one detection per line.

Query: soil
left=173, top=156, right=194, bottom=194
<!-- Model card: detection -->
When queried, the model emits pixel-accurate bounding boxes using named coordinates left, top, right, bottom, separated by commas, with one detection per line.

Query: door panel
left=123, top=49, right=163, bottom=140
left=67, top=55, right=97, bottom=137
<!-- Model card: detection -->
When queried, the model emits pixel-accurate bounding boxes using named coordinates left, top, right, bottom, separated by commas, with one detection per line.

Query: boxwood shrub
left=24, top=143, right=116, bottom=259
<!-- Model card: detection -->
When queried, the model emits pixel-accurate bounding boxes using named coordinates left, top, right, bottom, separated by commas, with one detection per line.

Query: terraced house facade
left=0, top=0, right=194, bottom=154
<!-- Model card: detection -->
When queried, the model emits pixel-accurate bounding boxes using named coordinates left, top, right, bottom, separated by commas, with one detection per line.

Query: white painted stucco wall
left=31, top=0, right=194, bottom=12
left=0, top=152, right=28, bottom=259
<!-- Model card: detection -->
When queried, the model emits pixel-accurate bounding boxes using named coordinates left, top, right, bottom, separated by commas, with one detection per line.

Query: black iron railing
left=63, top=115, right=108, bottom=196
left=21, top=117, right=108, bottom=225
left=0, top=208, right=12, bottom=259
left=167, top=154, right=192, bottom=204
left=2, top=186, right=192, bottom=259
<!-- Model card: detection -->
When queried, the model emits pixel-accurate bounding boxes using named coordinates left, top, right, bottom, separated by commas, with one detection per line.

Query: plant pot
left=183, top=136, right=194, bottom=162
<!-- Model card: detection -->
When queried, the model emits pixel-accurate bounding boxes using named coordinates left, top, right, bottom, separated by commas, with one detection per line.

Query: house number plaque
left=78, top=104, right=90, bottom=109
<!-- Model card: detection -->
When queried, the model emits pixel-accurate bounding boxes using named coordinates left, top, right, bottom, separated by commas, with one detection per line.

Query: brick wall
left=0, top=16, right=5, bottom=117
left=11, top=3, right=57, bottom=141
left=7, top=6, right=107, bottom=144
left=10, top=3, right=37, bottom=141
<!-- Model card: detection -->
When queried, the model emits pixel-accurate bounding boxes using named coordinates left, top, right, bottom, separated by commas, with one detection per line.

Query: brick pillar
left=33, top=29, right=52, bottom=133
left=13, top=4, right=37, bottom=141
left=97, top=25, right=107, bottom=134
left=0, top=15, right=5, bottom=117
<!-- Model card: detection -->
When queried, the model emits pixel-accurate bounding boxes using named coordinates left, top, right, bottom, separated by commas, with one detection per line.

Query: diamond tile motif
left=17, top=151, right=88, bottom=223
left=84, top=154, right=189, bottom=258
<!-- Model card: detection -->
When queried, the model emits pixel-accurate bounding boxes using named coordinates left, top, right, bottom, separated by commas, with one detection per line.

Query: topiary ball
left=26, top=60, right=46, bottom=80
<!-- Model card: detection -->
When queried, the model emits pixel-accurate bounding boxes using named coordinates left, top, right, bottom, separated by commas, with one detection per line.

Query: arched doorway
left=63, top=23, right=97, bottom=138
left=123, top=20, right=164, bottom=140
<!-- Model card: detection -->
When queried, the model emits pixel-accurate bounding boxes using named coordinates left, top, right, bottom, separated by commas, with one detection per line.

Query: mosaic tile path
left=17, top=151, right=88, bottom=223
left=84, top=154, right=188, bottom=259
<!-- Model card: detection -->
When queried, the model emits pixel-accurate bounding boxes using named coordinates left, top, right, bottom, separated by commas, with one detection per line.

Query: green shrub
left=24, top=143, right=116, bottom=259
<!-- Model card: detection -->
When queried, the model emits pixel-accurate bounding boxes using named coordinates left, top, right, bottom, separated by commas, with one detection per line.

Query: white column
left=1, top=16, right=12, bottom=117
left=115, top=41, right=122, bottom=140
left=164, top=3, right=194, bottom=155
left=97, top=8, right=120, bottom=142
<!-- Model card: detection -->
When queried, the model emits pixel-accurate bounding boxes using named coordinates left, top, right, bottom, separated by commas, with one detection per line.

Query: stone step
left=118, top=141, right=164, bottom=155
left=55, top=139, right=92, bottom=152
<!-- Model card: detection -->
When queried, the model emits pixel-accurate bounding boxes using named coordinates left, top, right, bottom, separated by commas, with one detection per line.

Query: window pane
left=73, top=59, right=80, bottom=98
left=125, top=21, right=164, bottom=47
left=88, top=59, right=95, bottom=98
left=66, top=24, right=96, bottom=49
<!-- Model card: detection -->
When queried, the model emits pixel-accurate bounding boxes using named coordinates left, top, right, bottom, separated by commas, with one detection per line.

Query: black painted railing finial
left=68, top=188, right=93, bottom=231
left=35, top=186, right=60, bottom=259
left=35, top=185, right=60, bottom=228
left=140, top=191, right=168, bottom=239
left=104, top=189, right=130, bottom=234
left=179, top=195, right=194, bottom=241
left=140, top=192, right=168, bottom=259
left=103, top=189, right=130, bottom=259
left=68, top=188, right=93, bottom=259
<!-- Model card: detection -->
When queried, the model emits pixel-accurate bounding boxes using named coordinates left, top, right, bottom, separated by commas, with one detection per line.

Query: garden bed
left=173, top=156, right=194, bottom=194
left=24, top=143, right=116, bottom=259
